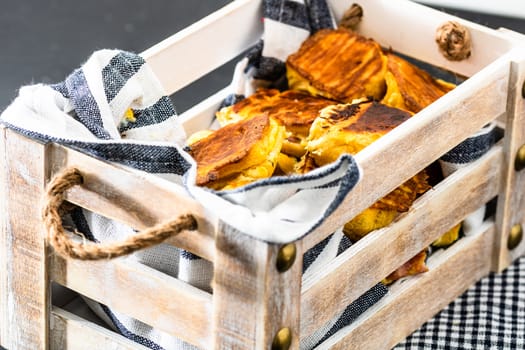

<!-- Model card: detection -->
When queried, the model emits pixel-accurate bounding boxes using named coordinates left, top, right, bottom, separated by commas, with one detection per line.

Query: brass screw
left=276, top=243, right=297, bottom=273
left=515, top=144, right=525, bottom=171
left=272, top=327, right=292, bottom=350
left=508, top=224, right=523, bottom=250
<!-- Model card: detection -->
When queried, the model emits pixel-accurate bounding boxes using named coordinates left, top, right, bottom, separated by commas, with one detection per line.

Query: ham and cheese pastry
left=188, top=114, right=285, bottom=190
left=286, top=28, right=387, bottom=102
left=216, top=88, right=337, bottom=159
left=305, top=101, right=412, bottom=165
left=381, top=52, right=456, bottom=113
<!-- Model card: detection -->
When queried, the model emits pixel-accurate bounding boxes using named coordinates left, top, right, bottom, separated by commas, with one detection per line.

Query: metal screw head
left=276, top=243, right=297, bottom=273
left=515, top=144, right=525, bottom=171
left=508, top=224, right=523, bottom=250
left=272, top=327, right=292, bottom=350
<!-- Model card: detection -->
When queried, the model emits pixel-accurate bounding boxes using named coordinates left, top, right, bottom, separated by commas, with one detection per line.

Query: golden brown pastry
left=381, top=52, right=456, bottom=113
left=304, top=101, right=432, bottom=279
left=188, top=114, right=285, bottom=190
left=286, top=28, right=387, bottom=102
left=216, top=88, right=337, bottom=158
left=383, top=250, right=429, bottom=285
left=305, top=101, right=412, bottom=166
left=343, top=170, right=431, bottom=241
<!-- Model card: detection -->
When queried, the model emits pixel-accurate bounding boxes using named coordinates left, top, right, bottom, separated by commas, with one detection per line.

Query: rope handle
left=42, top=167, right=198, bottom=260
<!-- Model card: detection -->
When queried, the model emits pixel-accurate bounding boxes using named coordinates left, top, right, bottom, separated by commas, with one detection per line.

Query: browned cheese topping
left=188, top=114, right=270, bottom=186
left=286, top=28, right=387, bottom=102
left=382, top=52, right=455, bottom=113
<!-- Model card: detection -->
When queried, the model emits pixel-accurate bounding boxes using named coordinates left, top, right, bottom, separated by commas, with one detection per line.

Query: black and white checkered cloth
left=395, top=255, right=525, bottom=350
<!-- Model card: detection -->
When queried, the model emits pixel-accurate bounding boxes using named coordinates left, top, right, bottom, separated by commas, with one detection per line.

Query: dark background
left=0, top=1, right=523, bottom=113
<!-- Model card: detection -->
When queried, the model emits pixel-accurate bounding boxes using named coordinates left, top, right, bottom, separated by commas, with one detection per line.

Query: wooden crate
left=1, top=0, right=525, bottom=349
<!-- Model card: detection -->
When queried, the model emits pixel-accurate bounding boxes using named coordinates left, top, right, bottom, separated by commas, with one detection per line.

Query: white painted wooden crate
left=1, top=0, right=525, bottom=349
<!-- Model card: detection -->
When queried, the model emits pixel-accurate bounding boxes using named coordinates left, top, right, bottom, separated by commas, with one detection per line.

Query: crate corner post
left=493, top=45, right=525, bottom=272
left=212, top=222, right=303, bottom=349
left=1, top=128, right=53, bottom=350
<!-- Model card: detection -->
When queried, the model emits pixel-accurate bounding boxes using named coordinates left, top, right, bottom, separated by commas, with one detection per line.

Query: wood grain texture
left=141, top=0, right=262, bottom=95
left=318, top=222, right=495, bottom=350
left=2, top=129, right=51, bottom=349
left=212, top=223, right=303, bottom=349
left=50, top=255, right=212, bottom=349
left=340, top=0, right=516, bottom=77
left=46, top=143, right=216, bottom=261
left=304, top=56, right=510, bottom=251
left=0, top=127, right=7, bottom=346
left=179, top=86, right=230, bottom=136
left=2, top=2, right=523, bottom=349
left=300, top=144, right=502, bottom=339
left=494, top=47, right=525, bottom=271
left=50, top=307, right=148, bottom=350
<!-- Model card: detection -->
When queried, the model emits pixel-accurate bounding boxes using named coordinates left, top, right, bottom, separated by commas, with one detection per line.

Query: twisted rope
left=42, top=167, right=198, bottom=260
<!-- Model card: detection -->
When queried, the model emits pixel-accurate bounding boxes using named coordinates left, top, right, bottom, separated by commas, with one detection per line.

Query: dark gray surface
left=0, top=1, right=523, bottom=113
left=0, top=0, right=232, bottom=112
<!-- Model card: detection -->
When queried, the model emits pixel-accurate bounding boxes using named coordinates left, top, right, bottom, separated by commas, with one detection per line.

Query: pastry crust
left=188, top=114, right=285, bottom=190
left=286, top=28, right=387, bottom=102
left=216, top=88, right=336, bottom=158
left=382, top=52, right=455, bottom=113
left=306, top=101, right=412, bottom=166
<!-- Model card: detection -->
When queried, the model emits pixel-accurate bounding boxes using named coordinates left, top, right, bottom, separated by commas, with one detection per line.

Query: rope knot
left=435, top=21, right=472, bottom=61
left=339, top=3, right=363, bottom=31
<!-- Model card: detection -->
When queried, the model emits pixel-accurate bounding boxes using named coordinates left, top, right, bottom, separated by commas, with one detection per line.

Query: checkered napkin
left=395, top=255, right=525, bottom=350
left=0, top=1, right=391, bottom=349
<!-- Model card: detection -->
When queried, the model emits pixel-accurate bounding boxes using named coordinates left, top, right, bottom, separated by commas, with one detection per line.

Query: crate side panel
left=142, top=0, right=263, bottom=95
left=0, top=127, right=7, bottom=346
left=319, top=222, right=494, bottom=350
left=304, top=56, right=510, bottom=249
left=2, top=129, right=51, bottom=349
left=50, top=307, right=149, bottom=350
left=47, top=144, right=216, bottom=261
left=331, top=0, right=515, bottom=76
left=300, top=144, right=502, bottom=338
left=50, top=256, right=212, bottom=349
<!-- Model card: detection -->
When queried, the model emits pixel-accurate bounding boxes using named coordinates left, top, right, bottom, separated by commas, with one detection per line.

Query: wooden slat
left=179, top=86, right=230, bottom=136
left=300, top=144, right=502, bottom=339
left=334, top=0, right=516, bottom=77
left=50, top=254, right=212, bottom=349
left=1, top=128, right=51, bottom=349
left=414, top=0, right=525, bottom=20
left=50, top=307, right=148, bottom=350
left=0, top=127, right=7, bottom=347
left=303, top=54, right=510, bottom=251
left=212, top=223, right=303, bottom=349
left=46, top=143, right=216, bottom=261
left=318, top=222, right=495, bottom=350
left=141, top=0, right=263, bottom=95
left=494, top=47, right=525, bottom=271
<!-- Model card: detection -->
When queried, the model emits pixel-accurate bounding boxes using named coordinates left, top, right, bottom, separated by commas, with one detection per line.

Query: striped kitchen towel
left=438, top=123, right=500, bottom=235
